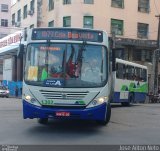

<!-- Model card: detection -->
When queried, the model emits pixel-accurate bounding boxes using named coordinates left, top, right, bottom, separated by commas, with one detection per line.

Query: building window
left=0, top=64, right=3, bottom=74
left=133, top=49, right=152, bottom=62
left=63, top=0, right=71, bottom=5
left=133, top=50, right=142, bottom=61
left=115, top=48, right=128, bottom=60
left=138, top=0, right=150, bottom=13
left=1, top=19, right=8, bottom=27
left=63, top=16, right=71, bottom=27
left=111, top=19, right=123, bottom=35
left=23, top=5, right=27, bottom=19
left=145, top=50, right=152, bottom=62
left=137, top=23, right=149, bottom=38
left=111, top=0, right=124, bottom=8
left=83, top=16, right=93, bottom=29
left=1, top=4, right=8, bottom=12
left=48, top=20, right=54, bottom=27
left=12, top=13, right=15, bottom=25
left=17, top=9, right=21, bottom=22
left=30, top=24, right=34, bottom=29
left=30, top=0, right=35, bottom=12
left=48, top=0, right=54, bottom=11
left=84, top=0, right=94, bottom=4
left=28, top=0, right=34, bottom=15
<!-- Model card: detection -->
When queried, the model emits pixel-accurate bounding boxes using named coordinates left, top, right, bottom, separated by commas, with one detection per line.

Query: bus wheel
left=96, top=103, right=111, bottom=126
left=121, top=102, right=130, bottom=106
left=37, top=118, right=48, bottom=124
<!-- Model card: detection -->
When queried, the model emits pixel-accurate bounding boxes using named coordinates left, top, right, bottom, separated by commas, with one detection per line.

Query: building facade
left=0, top=0, right=11, bottom=38
left=11, top=0, right=38, bottom=28
left=0, top=0, right=11, bottom=81
left=5, top=0, right=160, bottom=90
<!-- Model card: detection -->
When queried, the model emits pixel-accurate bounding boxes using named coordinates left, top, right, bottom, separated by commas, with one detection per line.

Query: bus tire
left=37, top=118, right=48, bottom=124
left=96, top=103, right=111, bottom=126
left=121, top=102, right=130, bottom=106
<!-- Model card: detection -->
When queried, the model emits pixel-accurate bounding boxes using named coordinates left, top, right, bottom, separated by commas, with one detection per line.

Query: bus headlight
left=25, top=95, right=31, bottom=101
left=86, top=96, right=108, bottom=108
left=24, top=95, right=41, bottom=107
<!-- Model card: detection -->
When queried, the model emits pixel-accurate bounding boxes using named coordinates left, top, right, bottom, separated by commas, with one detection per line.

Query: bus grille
left=39, top=90, right=89, bottom=100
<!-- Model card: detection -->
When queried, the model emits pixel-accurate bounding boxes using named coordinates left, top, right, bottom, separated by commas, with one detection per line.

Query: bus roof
left=116, top=58, right=147, bottom=69
left=30, top=27, right=108, bottom=35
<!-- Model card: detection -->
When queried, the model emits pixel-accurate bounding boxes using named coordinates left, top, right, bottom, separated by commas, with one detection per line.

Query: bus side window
left=127, top=65, right=133, bottom=80
left=132, top=67, right=135, bottom=80
left=139, top=68, right=143, bottom=81
left=123, top=64, right=126, bottom=79
left=126, top=65, right=128, bottom=80
left=135, top=67, right=138, bottom=80
left=116, top=63, right=124, bottom=79
left=116, top=63, right=119, bottom=78
left=135, top=67, right=141, bottom=81
left=142, top=69, right=147, bottom=82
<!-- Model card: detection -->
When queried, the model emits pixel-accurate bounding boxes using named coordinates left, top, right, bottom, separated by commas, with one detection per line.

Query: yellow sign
left=27, top=66, right=38, bottom=81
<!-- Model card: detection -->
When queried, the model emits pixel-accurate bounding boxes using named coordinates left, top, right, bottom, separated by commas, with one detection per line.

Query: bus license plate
left=56, top=112, right=70, bottom=117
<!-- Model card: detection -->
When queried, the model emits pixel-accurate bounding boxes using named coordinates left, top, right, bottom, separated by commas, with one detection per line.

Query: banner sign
left=0, top=31, right=22, bottom=49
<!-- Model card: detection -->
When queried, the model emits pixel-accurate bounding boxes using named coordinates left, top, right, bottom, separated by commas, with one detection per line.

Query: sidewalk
left=9, top=95, right=22, bottom=99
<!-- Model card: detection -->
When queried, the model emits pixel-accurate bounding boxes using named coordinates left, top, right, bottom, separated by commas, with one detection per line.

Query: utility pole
left=153, top=15, right=160, bottom=95
left=111, top=31, right=116, bottom=72
left=156, top=15, right=160, bottom=48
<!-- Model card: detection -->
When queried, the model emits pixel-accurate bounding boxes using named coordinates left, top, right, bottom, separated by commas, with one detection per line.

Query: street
left=0, top=97, right=160, bottom=145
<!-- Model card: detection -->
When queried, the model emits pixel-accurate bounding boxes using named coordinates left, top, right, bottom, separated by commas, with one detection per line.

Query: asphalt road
left=0, top=97, right=160, bottom=145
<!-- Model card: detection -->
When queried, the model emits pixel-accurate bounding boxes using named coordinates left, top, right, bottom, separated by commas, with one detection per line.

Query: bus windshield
left=24, top=43, right=107, bottom=88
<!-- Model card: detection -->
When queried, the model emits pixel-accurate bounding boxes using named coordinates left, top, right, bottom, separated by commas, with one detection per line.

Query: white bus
left=19, top=28, right=113, bottom=125
left=112, top=58, right=148, bottom=106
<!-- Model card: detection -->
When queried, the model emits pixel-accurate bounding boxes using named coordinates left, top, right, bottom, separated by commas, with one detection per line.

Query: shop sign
left=0, top=31, right=22, bottom=49
left=115, top=38, right=157, bottom=48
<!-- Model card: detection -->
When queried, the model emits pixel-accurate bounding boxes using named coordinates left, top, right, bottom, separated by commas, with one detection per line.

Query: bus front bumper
left=23, top=100, right=107, bottom=121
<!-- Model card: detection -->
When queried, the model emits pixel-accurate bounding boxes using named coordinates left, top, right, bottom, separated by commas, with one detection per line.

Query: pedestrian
left=158, top=87, right=160, bottom=94
left=20, top=87, right=22, bottom=96
left=15, top=86, right=19, bottom=97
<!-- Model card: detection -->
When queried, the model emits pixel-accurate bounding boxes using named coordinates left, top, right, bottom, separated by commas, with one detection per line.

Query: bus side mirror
left=112, top=48, right=116, bottom=71
left=17, top=44, right=24, bottom=59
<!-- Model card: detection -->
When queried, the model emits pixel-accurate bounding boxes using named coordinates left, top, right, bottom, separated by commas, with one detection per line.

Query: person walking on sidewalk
left=15, top=86, right=19, bottom=97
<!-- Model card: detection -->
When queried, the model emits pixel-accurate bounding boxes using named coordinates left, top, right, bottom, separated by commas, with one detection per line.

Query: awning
left=0, top=31, right=25, bottom=57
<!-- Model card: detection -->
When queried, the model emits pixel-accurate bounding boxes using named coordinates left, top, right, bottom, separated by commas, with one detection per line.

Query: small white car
left=0, top=86, right=10, bottom=98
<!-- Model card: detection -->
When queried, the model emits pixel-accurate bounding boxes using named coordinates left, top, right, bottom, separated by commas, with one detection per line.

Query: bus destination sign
left=32, top=28, right=103, bottom=42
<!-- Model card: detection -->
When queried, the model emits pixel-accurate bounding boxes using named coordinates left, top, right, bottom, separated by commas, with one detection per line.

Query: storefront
left=0, top=30, right=25, bottom=82
left=0, top=31, right=26, bottom=96
left=115, top=37, right=157, bottom=61
left=115, top=37, right=157, bottom=92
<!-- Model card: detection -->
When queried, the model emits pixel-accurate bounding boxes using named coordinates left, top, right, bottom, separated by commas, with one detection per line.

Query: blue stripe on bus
left=23, top=100, right=107, bottom=121
left=112, top=92, right=146, bottom=103
left=134, top=92, right=146, bottom=103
